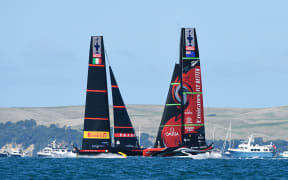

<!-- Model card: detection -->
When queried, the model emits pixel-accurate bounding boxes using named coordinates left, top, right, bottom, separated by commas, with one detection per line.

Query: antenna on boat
left=221, top=120, right=232, bottom=153
left=139, top=126, right=141, bottom=148
left=228, top=120, right=232, bottom=149
left=212, top=126, right=216, bottom=143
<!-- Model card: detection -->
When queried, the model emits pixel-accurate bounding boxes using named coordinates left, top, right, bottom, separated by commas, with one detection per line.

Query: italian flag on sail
left=93, top=58, right=102, bottom=64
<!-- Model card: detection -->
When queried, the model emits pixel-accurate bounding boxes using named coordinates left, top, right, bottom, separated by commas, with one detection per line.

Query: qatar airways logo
left=165, top=127, right=179, bottom=137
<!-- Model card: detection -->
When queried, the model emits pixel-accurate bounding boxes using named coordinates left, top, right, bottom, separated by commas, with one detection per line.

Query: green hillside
left=1, top=105, right=288, bottom=141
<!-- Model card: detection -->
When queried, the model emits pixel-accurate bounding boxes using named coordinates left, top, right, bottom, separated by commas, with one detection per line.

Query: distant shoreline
left=0, top=105, right=287, bottom=141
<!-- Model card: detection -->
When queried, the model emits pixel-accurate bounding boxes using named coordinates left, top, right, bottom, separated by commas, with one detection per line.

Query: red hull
left=143, top=145, right=213, bottom=157
left=143, top=148, right=165, bottom=157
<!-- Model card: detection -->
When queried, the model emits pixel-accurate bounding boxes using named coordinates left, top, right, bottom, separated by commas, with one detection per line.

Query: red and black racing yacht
left=143, top=28, right=213, bottom=157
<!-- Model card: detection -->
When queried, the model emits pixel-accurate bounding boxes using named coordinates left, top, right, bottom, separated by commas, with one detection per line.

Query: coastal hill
left=0, top=105, right=288, bottom=141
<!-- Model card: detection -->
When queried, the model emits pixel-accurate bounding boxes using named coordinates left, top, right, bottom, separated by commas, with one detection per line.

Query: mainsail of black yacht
left=78, top=36, right=112, bottom=155
left=143, top=28, right=213, bottom=157
left=77, top=36, right=142, bottom=156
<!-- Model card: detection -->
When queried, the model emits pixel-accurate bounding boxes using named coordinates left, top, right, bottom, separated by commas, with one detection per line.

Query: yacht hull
left=77, top=151, right=125, bottom=158
left=143, top=145, right=213, bottom=157
left=227, top=151, right=274, bottom=158
left=10, top=154, right=22, bottom=157
left=37, top=154, right=52, bottom=157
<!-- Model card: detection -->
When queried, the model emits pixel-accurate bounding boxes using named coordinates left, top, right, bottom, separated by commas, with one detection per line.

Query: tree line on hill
left=0, top=119, right=82, bottom=156
left=1, top=120, right=287, bottom=156
left=0, top=119, right=154, bottom=156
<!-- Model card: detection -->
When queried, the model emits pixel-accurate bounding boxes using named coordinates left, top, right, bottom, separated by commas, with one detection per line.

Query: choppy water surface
left=1, top=157, right=288, bottom=179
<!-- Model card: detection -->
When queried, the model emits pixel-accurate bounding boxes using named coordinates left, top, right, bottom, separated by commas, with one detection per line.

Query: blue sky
left=0, top=0, right=287, bottom=108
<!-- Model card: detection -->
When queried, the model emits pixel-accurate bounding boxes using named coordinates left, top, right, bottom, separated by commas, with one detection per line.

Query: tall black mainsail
left=143, top=28, right=212, bottom=157
left=109, top=66, right=140, bottom=149
left=81, top=36, right=111, bottom=151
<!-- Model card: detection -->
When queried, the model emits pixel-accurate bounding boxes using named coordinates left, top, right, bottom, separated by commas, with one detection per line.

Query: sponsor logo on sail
left=186, top=46, right=195, bottom=51
left=83, top=131, right=110, bottom=139
left=195, top=68, right=201, bottom=89
left=185, top=117, right=192, bottom=124
left=92, top=53, right=101, bottom=58
left=165, top=127, right=179, bottom=137
left=187, top=29, right=193, bottom=46
left=190, top=60, right=199, bottom=67
left=184, top=109, right=192, bottom=114
left=114, top=133, right=136, bottom=137
left=185, top=126, right=195, bottom=133
left=196, top=94, right=202, bottom=123
left=94, top=38, right=100, bottom=54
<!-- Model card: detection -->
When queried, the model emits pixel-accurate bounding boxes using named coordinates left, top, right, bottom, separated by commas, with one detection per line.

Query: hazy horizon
left=1, top=0, right=287, bottom=108
left=0, top=104, right=286, bottom=109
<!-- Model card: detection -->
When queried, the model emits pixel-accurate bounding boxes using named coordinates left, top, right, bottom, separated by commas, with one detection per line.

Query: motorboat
left=0, top=150, right=9, bottom=157
left=280, top=151, right=288, bottom=158
left=37, top=140, right=76, bottom=158
left=10, top=149, right=25, bottom=157
left=226, top=135, right=276, bottom=158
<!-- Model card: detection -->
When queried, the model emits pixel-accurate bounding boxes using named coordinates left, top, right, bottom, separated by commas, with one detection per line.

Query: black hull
left=76, top=147, right=143, bottom=157
left=111, top=147, right=143, bottom=156
left=77, top=151, right=114, bottom=156
left=76, top=149, right=125, bottom=158
left=144, top=145, right=213, bottom=157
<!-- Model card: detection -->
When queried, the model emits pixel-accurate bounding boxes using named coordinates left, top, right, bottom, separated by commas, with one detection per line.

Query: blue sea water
left=1, top=157, right=288, bottom=179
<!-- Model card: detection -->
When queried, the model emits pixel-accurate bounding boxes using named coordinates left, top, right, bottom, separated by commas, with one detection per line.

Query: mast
left=228, top=120, right=232, bottom=149
left=109, top=66, right=139, bottom=148
left=81, top=36, right=111, bottom=150
left=179, top=28, right=185, bottom=145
